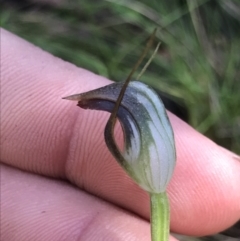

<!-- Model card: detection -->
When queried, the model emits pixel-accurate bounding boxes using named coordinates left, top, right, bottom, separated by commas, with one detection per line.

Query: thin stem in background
left=136, top=42, right=161, bottom=80
left=106, top=28, right=157, bottom=133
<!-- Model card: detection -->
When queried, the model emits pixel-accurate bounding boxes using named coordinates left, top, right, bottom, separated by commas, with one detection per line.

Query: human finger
left=1, top=28, right=240, bottom=236
left=1, top=165, right=179, bottom=241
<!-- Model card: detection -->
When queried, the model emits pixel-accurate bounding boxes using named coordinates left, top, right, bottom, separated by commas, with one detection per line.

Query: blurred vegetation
left=1, top=0, right=239, bottom=156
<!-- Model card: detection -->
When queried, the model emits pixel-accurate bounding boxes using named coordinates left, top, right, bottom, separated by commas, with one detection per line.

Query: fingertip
left=168, top=123, right=240, bottom=235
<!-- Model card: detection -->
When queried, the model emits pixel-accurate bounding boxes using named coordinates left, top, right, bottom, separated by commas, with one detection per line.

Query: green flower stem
left=150, top=192, right=170, bottom=241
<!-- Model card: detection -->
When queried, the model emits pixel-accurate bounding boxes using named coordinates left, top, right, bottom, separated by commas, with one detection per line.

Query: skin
left=1, top=28, right=240, bottom=241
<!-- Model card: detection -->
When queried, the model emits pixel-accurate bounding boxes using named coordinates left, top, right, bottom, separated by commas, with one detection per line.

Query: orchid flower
left=64, top=81, right=176, bottom=193
left=64, top=80, right=176, bottom=241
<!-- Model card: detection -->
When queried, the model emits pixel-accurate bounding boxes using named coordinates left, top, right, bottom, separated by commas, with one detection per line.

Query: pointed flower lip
left=64, top=81, right=176, bottom=193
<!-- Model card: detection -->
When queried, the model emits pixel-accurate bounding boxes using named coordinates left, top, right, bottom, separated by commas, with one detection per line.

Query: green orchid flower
left=65, top=81, right=176, bottom=193
left=64, top=25, right=176, bottom=241
left=64, top=80, right=176, bottom=241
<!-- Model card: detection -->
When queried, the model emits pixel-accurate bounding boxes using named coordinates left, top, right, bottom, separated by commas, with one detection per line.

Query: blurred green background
left=1, top=0, right=240, bottom=239
left=1, top=0, right=240, bottom=154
